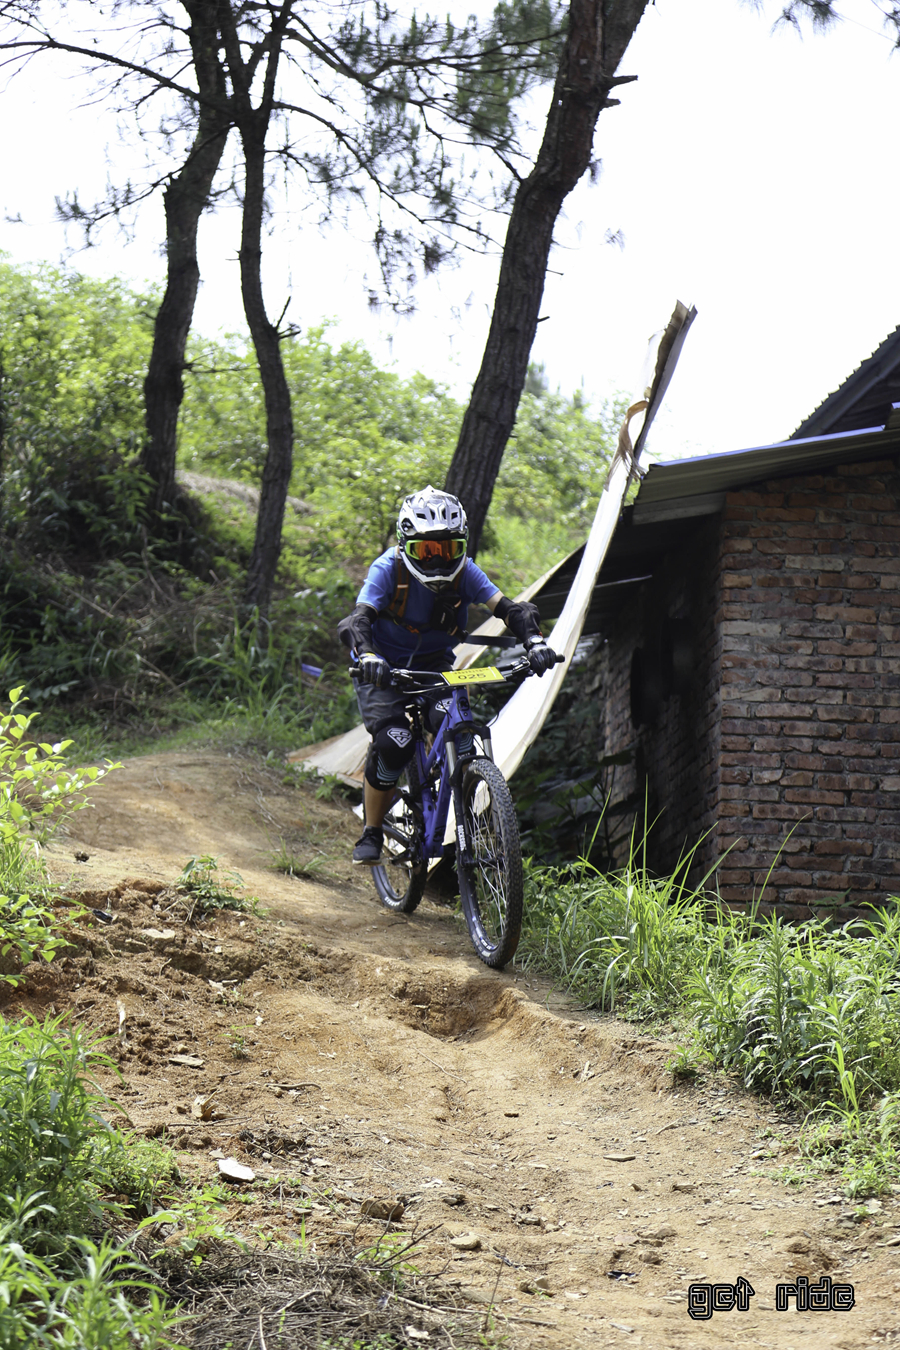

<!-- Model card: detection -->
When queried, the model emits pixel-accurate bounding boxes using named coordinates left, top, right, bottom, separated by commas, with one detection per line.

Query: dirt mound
left=6, top=748, right=897, bottom=1347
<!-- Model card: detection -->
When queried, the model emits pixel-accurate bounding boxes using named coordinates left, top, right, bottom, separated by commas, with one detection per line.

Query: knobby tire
left=456, top=757, right=523, bottom=969
left=372, top=758, right=427, bottom=914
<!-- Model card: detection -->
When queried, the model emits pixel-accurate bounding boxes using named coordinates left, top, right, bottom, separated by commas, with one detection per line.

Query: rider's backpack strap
left=387, top=546, right=411, bottom=622
left=385, top=548, right=464, bottom=635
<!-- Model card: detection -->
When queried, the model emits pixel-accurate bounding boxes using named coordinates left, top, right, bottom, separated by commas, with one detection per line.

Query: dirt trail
left=17, top=749, right=900, bottom=1347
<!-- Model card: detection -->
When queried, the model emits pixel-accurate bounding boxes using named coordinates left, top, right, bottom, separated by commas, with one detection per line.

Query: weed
left=0, top=1015, right=121, bottom=1247
left=94, top=1134, right=181, bottom=1217
left=226, top=1027, right=250, bottom=1060
left=269, top=835, right=326, bottom=880
left=354, top=1230, right=420, bottom=1281
left=176, top=854, right=261, bottom=919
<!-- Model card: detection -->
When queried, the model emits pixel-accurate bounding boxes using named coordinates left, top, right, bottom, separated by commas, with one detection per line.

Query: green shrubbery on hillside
left=181, top=325, right=623, bottom=593
left=0, top=257, right=619, bottom=744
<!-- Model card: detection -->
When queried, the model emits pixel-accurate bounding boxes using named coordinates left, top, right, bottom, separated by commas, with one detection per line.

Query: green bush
left=0, top=1016, right=120, bottom=1244
left=0, top=1228, right=184, bottom=1349
left=1, top=687, right=118, bottom=983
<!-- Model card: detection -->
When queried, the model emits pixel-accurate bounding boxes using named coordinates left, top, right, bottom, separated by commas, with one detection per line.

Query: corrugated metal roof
left=636, top=421, right=900, bottom=508
left=791, top=323, right=900, bottom=439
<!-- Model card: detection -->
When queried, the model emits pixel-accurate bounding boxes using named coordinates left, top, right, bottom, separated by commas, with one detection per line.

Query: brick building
left=535, top=326, right=900, bottom=919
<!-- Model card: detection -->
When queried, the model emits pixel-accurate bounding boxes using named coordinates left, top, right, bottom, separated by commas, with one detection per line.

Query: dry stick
left=257, top=1314, right=268, bottom=1350
left=482, top=1257, right=505, bottom=1336
left=415, top=1049, right=467, bottom=1082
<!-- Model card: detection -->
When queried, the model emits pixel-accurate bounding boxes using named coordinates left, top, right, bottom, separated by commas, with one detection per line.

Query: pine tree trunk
left=444, top=0, right=649, bottom=555
left=238, top=118, right=295, bottom=619
left=140, top=0, right=228, bottom=516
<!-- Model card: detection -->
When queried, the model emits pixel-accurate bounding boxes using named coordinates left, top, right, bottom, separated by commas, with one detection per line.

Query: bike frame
left=397, top=677, right=496, bottom=864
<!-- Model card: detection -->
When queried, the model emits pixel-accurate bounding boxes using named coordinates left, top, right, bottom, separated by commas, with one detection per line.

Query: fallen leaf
left=191, top=1094, right=216, bottom=1121
left=603, top=1153, right=636, bottom=1163
left=169, top=1054, right=205, bottom=1069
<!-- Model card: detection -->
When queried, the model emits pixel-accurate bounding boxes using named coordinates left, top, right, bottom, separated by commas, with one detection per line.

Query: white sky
left=2, top=0, right=899, bottom=462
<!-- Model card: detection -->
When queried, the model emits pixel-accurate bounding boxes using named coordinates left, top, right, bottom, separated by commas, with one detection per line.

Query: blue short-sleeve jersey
left=357, top=548, right=498, bottom=668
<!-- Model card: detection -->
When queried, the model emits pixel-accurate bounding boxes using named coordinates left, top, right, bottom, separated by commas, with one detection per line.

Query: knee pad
left=365, top=722, right=414, bottom=790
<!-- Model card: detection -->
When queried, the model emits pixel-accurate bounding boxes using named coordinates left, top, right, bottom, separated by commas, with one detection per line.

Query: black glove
left=358, top=651, right=391, bottom=688
left=525, top=636, right=555, bottom=677
left=494, top=595, right=542, bottom=643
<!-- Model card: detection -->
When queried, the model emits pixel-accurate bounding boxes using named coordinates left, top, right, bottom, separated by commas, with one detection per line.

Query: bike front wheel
left=456, top=757, right=523, bottom=969
left=372, top=760, right=428, bottom=914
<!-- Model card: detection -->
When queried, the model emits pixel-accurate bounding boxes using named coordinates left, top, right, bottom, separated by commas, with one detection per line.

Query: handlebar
left=349, top=650, right=565, bottom=690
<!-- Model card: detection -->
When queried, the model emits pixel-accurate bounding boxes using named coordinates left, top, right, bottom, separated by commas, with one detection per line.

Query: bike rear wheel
left=456, top=757, right=523, bottom=969
left=372, top=760, right=428, bottom=914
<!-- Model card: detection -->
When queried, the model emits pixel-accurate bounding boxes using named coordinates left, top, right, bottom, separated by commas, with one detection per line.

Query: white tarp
left=292, top=301, right=696, bottom=792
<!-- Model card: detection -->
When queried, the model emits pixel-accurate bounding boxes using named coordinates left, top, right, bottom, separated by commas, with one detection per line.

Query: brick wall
left=713, top=456, right=900, bottom=921
left=601, top=455, right=900, bottom=921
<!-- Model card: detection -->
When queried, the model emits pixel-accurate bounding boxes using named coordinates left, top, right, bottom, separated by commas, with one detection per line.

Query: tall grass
left=520, top=849, right=900, bottom=1193
left=0, top=1017, right=186, bottom=1348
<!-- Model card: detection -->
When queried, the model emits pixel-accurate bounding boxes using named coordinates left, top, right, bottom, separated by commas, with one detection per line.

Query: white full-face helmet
left=397, top=485, right=468, bottom=591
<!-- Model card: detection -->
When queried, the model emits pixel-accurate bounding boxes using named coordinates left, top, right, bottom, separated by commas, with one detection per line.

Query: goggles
left=403, top=536, right=467, bottom=569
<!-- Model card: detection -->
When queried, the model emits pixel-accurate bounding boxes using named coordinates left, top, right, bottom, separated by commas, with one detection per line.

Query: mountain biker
left=338, top=485, right=555, bottom=865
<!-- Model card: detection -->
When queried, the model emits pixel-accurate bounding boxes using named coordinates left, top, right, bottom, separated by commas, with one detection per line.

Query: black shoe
left=352, top=825, right=384, bottom=865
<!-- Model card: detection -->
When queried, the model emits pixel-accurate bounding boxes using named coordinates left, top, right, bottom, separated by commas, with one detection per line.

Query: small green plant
left=93, top=1134, right=182, bottom=1217
left=176, top=855, right=261, bottom=918
left=151, top=1181, right=247, bottom=1265
left=354, top=1231, right=420, bottom=1281
left=269, top=835, right=327, bottom=880
left=226, top=1026, right=250, bottom=1059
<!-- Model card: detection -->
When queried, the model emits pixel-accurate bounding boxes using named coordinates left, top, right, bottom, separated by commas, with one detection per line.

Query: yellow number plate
left=442, top=667, right=504, bottom=686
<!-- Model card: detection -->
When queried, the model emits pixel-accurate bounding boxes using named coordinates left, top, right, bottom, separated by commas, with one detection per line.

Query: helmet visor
left=403, top=537, right=467, bottom=571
